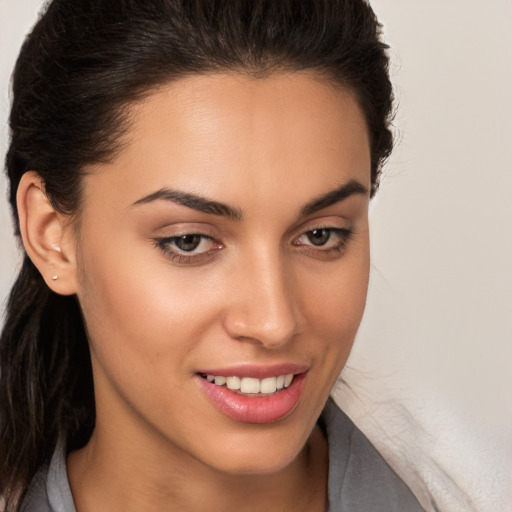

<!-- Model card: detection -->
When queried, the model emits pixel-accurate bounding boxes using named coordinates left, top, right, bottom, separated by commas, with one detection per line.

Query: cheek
left=75, top=233, right=214, bottom=371
left=304, top=242, right=370, bottom=363
left=75, top=246, right=225, bottom=426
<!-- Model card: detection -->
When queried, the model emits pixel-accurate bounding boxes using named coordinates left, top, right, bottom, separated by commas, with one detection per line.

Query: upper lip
left=196, top=363, right=310, bottom=379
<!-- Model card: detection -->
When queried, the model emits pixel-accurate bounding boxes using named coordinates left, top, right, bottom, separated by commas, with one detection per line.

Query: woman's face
left=72, top=72, right=371, bottom=474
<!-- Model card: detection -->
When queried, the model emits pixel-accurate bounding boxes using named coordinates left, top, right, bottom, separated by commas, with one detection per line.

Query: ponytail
left=0, top=256, right=94, bottom=510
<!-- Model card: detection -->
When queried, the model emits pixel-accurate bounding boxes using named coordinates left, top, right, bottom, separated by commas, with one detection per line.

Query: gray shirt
left=22, top=398, right=425, bottom=511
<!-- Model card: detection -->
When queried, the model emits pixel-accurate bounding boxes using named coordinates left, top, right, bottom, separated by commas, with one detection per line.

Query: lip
left=196, top=367, right=308, bottom=424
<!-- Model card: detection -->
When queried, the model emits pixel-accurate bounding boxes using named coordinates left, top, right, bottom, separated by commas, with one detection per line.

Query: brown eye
left=306, top=229, right=331, bottom=246
left=174, top=234, right=203, bottom=252
left=293, top=227, right=353, bottom=259
left=155, top=233, right=223, bottom=264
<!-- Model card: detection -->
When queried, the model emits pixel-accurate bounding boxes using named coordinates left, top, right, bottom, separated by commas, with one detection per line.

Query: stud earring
left=51, top=244, right=62, bottom=253
left=52, top=275, right=58, bottom=281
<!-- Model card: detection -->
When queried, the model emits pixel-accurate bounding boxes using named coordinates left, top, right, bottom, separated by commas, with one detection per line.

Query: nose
left=222, top=250, right=303, bottom=348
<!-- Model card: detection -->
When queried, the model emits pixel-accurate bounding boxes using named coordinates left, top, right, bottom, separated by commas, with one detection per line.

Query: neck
left=68, top=424, right=328, bottom=512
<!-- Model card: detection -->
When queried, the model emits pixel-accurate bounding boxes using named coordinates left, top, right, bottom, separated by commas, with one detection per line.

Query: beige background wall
left=1, top=2, right=511, bottom=511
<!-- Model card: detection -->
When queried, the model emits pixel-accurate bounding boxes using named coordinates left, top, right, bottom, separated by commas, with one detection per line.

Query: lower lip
left=197, top=373, right=307, bottom=424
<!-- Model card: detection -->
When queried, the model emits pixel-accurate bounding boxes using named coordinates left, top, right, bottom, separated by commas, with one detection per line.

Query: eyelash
left=154, top=227, right=353, bottom=265
left=154, top=233, right=222, bottom=265
left=292, top=227, right=353, bottom=259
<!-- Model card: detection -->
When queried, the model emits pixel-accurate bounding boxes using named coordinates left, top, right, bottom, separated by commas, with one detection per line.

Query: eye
left=173, top=234, right=206, bottom=252
left=293, top=227, right=352, bottom=258
left=305, top=228, right=332, bottom=246
left=154, top=233, right=223, bottom=264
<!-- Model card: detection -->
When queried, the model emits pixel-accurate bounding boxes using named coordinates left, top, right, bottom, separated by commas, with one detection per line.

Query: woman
left=0, top=1, right=426, bottom=511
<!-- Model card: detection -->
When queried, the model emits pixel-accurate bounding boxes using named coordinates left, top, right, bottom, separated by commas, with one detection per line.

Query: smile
left=197, top=368, right=308, bottom=423
left=199, top=373, right=294, bottom=395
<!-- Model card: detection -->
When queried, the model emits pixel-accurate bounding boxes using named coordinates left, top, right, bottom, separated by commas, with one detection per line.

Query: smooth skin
left=17, top=72, right=371, bottom=511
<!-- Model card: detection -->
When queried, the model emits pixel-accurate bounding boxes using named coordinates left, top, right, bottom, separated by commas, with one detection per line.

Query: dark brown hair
left=0, top=0, right=393, bottom=508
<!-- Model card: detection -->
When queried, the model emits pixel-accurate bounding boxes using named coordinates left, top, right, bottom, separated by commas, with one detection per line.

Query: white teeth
left=214, top=376, right=226, bottom=386
left=226, top=376, right=241, bottom=390
left=240, top=377, right=260, bottom=394
left=260, top=377, right=277, bottom=394
left=205, top=373, right=296, bottom=394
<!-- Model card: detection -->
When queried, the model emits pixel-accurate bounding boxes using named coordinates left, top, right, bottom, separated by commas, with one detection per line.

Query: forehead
left=82, top=72, right=371, bottom=212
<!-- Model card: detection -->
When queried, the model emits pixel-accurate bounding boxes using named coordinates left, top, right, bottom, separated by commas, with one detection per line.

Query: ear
left=17, top=171, right=78, bottom=295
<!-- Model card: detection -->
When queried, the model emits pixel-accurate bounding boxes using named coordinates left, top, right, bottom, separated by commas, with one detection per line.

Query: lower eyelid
left=156, top=244, right=221, bottom=266
left=168, top=251, right=217, bottom=264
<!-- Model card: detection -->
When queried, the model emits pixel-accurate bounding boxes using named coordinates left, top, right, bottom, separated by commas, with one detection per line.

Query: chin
left=196, top=425, right=311, bottom=477
left=214, top=450, right=301, bottom=477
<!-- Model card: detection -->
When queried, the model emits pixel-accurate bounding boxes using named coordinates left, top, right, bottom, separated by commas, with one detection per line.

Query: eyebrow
left=300, top=180, right=369, bottom=216
left=132, top=179, right=368, bottom=220
left=133, top=188, right=243, bottom=220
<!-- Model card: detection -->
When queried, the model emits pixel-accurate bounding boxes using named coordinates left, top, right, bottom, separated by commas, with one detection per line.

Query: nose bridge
left=224, top=244, right=300, bottom=347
